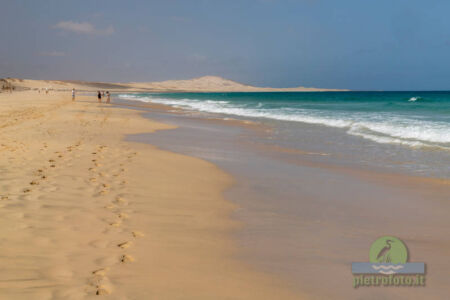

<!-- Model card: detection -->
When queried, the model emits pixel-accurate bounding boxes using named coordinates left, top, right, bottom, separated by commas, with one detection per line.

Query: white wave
left=409, top=97, right=421, bottom=102
left=145, top=97, right=353, bottom=128
left=348, top=121, right=450, bottom=144
left=347, top=129, right=434, bottom=148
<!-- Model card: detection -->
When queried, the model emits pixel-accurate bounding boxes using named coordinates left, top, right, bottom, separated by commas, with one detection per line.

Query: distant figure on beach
left=97, top=91, right=102, bottom=103
left=72, top=88, right=76, bottom=101
left=45, top=88, right=48, bottom=94
left=106, top=91, right=111, bottom=103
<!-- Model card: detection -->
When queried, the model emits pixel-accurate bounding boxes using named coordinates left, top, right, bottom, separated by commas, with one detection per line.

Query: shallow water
left=120, top=97, right=450, bottom=299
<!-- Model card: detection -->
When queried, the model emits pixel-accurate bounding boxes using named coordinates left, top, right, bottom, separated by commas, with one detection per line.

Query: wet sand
left=0, top=91, right=302, bottom=299
left=128, top=101, right=450, bottom=300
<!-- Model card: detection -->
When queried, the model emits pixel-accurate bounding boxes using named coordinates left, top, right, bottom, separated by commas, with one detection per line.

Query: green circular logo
left=369, top=236, right=408, bottom=264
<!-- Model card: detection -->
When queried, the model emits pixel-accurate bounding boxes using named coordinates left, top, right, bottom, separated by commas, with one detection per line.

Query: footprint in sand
left=30, top=180, right=39, bottom=186
left=120, top=254, right=134, bottom=263
left=132, top=231, right=144, bottom=238
left=23, top=188, right=32, bottom=193
left=98, top=190, right=108, bottom=196
left=110, top=221, right=122, bottom=227
left=89, top=177, right=97, bottom=182
left=1, top=195, right=9, bottom=201
left=118, top=213, right=129, bottom=219
left=114, top=197, right=127, bottom=205
left=109, top=221, right=122, bottom=227
left=117, top=241, right=132, bottom=249
left=89, top=275, right=112, bottom=296
left=92, top=268, right=109, bottom=276
left=105, top=204, right=116, bottom=210
left=96, top=286, right=110, bottom=296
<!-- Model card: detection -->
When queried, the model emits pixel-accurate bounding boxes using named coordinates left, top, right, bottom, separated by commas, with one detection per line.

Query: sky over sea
left=1, top=0, right=450, bottom=90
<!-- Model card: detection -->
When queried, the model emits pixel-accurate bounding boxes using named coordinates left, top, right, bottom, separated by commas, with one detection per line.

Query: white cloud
left=40, top=51, right=66, bottom=57
left=54, top=21, right=114, bottom=36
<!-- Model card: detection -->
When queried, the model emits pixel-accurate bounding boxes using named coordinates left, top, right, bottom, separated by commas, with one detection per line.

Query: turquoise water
left=119, top=91, right=450, bottom=150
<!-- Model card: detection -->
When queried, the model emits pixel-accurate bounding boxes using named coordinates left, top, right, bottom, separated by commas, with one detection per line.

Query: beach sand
left=0, top=91, right=302, bottom=299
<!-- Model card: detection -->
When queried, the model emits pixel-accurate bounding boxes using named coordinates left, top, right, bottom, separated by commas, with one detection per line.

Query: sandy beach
left=0, top=90, right=302, bottom=299
left=3, top=1, right=450, bottom=298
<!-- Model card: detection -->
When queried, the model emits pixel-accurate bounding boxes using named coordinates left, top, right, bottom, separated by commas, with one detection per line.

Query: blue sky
left=1, top=0, right=450, bottom=90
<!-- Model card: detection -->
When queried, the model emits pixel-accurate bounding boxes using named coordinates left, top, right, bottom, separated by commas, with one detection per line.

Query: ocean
left=119, top=91, right=450, bottom=299
left=119, top=91, right=450, bottom=178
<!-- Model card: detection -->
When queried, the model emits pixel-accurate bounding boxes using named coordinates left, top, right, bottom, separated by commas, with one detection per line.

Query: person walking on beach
left=106, top=91, right=111, bottom=103
left=97, top=91, right=102, bottom=103
left=72, top=88, right=76, bottom=101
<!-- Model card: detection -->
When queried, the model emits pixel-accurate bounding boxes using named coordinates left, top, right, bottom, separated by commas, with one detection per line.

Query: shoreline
left=124, top=95, right=450, bottom=299
left=0, top=91, right=302, bottom=299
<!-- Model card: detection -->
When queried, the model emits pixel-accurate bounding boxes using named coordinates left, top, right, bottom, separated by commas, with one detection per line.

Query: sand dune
left=1, top=76, right=346, bottom=93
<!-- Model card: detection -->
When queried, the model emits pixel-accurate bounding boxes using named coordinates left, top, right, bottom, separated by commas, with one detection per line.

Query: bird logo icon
left=369, top=236, right=408, bottom=265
